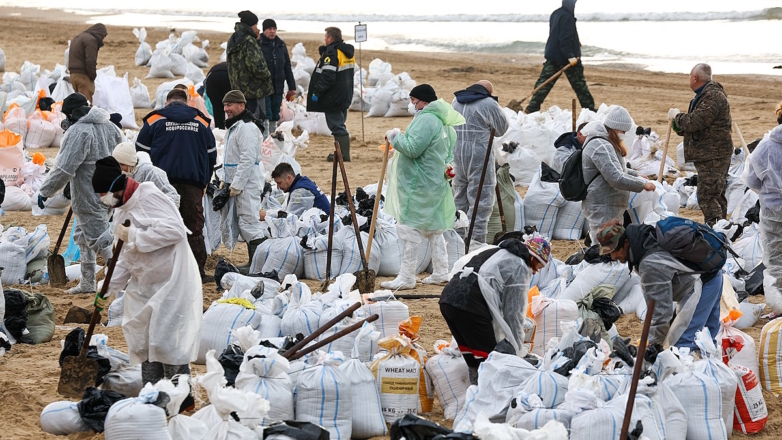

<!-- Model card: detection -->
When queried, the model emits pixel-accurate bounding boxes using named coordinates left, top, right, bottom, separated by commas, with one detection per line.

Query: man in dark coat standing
left=68, top=23, right=107, bottom=102
left=227, top=10, right=273, bottom=123
left=524, top=0, right=596, bottom=114
left=260, top=19, right=296, bottom=135
left=204, top=62, right=231, bottom=129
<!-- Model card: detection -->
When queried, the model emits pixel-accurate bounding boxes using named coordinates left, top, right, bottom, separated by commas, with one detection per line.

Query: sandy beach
left=0, top=7, right=781, bottom=439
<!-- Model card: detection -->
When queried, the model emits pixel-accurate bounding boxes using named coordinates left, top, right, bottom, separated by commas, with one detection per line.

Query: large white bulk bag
left=25, top=110, right=56, bottom=148
left=104, top=384, right=170, bottom=440
left=362, top=298, right=409, bottom=339
left=426, top=339, right=470, bottom=420
left=295, top=352, right=352, bottom=440
left=40, top=401, right=90, bottom=435
left=234, top=346, right=294, bottom=426
left=530, top=295, right=579, bottom=356
left=523, top=169, right=566, bottom=238
left=92, top=71, right=138, bottom=129
left=250, top=236, right=304, bottom=279
left=552, top=200, right=585, bottom=240
left=197, top=302, right=264, bottom=364
left=370, top=336, right=420, bottom=424
left=339, top=324, right=387, bottom=438
left=694, top=329, right=737, bottom=438
left=557, top=261, right=631, bottom=302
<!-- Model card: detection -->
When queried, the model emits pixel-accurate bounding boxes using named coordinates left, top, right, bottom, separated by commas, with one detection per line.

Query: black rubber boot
left=237, top=238, right=265, bottom=275
left=328, top=134, right=351, bottom=162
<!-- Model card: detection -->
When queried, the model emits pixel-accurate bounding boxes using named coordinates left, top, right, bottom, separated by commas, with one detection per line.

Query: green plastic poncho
left=385, top=99, right=465, bottom=232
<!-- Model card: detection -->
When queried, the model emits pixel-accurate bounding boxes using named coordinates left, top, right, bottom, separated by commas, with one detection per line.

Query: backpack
left=558, top=136, right=608, bottom=201
left=654, top=216, right=737, bottom=273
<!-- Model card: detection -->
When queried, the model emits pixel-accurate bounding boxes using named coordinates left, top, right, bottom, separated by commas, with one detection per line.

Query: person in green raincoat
left=382, top=84, right=465, bottom=290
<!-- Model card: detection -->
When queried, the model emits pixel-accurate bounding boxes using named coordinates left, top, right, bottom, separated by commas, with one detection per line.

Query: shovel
left=318, top=156, right=340, bottom=293
left=365, top=140, right=391, bottom=262
left=48, top=207, right=73, bottom=287
left=287, top=314, right=379, bottom=361
left=57, top=219, right=129, bottom=398
left=334, top=140, right=376, bottom=293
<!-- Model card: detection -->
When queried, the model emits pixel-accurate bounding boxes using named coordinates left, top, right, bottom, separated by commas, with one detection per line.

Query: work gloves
left=38, top=194, right=47, bottom=209
left=116, top=222, right=132, bottom=243
left=94, top=292, right=107, bottom=311
left=229, top=187, right=242, bottom=198
left=385, top=128, right=400, bottom=143
left=568, top=57, right=578, bottom=67
left=668, top=108, right=681, bottom=120
left=285, top=90, right=296, bottom=101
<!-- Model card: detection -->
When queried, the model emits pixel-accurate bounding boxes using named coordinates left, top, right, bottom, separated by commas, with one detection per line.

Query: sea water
left=4, top=0, right=781, bottom=75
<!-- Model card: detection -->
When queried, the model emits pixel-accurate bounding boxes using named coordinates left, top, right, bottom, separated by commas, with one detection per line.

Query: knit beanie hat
left=238, top=10, right=258, bottom=26
left=410, top=84, right=438, bottom=103
left=62, top=93, right=89, bottom=116
left=93, top=156, right=127, bottom=193
left=603, top=106, right=633, bottom=132
left=223, top=90, right=247, bottom=104
left=262, top=19, right=277, bottom=31
left=112, top=142, right=139, bottom=167
left=524, top=236, right=551, bottom=266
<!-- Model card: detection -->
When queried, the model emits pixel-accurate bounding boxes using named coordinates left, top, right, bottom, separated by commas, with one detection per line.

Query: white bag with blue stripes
left=250, top=236, right=304, bottom=279
left=40, top=401, right=90, bottom=435
left=694, top=328, right=738, bottom=438
left=523, top=169, right=566, bottom=239
left=196, top=302, right=265, bottom=364
left=280, top=282, right=322, bottom=337
left=235, top=346, right=294, bottom=426
left=552, top=200, right=585, bottom=240
left=361, top=297, right=409, bottom=339
left=519, top=369, right=569, bottom=409
left=295, top=351, right=353, bottom=440
left=426, top=339, right=470, bottom=420
left=529, top=295, right=579, bottom=357
left=339, top=324, right=388, bottom=438
left=337, top=226, right=381, bottom=275
left=557, top=261, right=631, bottom=302
left=302, top=232, right=342, bottom=281
left=665, top=359, right=727, bottom=440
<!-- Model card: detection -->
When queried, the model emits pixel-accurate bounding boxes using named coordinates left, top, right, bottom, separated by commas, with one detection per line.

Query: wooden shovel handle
left=283, top=302, right=362, bottom=359
left=53, top=208, right=73, bottom=254
left=287, top=314, right=379, bottom=361
left=334, top=141, right=370, bottom=270
left=366, top=141, right=390, bottom=262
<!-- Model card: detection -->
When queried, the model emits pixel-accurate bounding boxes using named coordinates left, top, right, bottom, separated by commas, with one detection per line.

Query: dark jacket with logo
left=68, top=24, right=107, bottom=81
left=260, top=35, right=296, bottom=95
left=544, top=0, right=581, bottom=66
left=135, top=102, right=217, bottom=188
left=227, top=22, right=273, bottom=100
left=307, top=40, right=355, bottom=113
left=673, top=81, right=733, bottom=163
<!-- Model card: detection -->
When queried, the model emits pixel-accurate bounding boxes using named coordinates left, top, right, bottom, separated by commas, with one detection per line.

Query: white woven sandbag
left=280, top=282, right=322, bottom=336
left=603, top=391, right=668, bottom=440
left=735, top=301, right=764, bottom=329
left=197, top=303, right=264, bottom=364
left=362, top=299, right=409, bottom=338
left=340, top=325, right=387, bottom=438
left=102, top=364, right=143, bottom=398
left=617, top=281, right=647, bottom=320
left=133, top=28, right=152, bottom=66
left=719, top=319, right=760, bottom=380
left=443, top=229, right=466, bottom=272
left=130, top=78, right=151, bottom=108
left=25, top=224, right=50, bottom=263
left=250, top=236, right=304, bottom=279
left=104, top=385, right=170, bottom=440
left=519, top=370, right=569, bottom=409
left=375, top=220, right=402, bottom=276
left=426, top=339, right=470, bottom=420
left=385, top=89, right=411, bottom=117
left=515, top=408, right=574, bottom=431
left=695, top=329, right=738, bottom=438
left=337, top=227, right=381, bottom=275
left=371, top=336, right=420, bottom=424
left=666, top=369, right=727, bottom=440
left=0, top=241, right=27, bottom=284
left=235, top=346, right=294, bottom=426
left=558, top=261, right=631, bottom=302
left=731, top=189, right=759, bottom=225
left=569, top=405, right=624, bottom=440
left=366, top=82, right=395, bottom=117
left=221, top=272, right=280, bottom=301
left=627, top=182, right=667, bottom=224
left=552, top=200, right=585, bottom=240
left=507, top=146, right=541, bottom=187
left=524, top=169, right=566, bottom=238
left=530, top=295, right=579, bottom=356
left=303, top=233, right=342, bottom=281
left=512, top=191, right=525, bottom=231
left=733, top=223, right=764, bottom=269
left=185, top=62, right=204, bottom=83
left=612, top=272, right=639, bottom=305
left=24, top=110, right=56, bottom=148
left=295, top=352, right=352, bottom=440
left=40, top=401, right=90, bottom=435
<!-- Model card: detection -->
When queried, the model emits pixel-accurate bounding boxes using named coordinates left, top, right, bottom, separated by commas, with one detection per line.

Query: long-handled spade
left=57, top=220, right=130, bottom=398
left=365, top=140, right=391, bottom=263
left=333, top=141, right=376, bottom=293
left=318, top=154, right=340, bottom=293
left=48, top=207, right=73, bottom=287
left=465, top=128, right=496, bottom=254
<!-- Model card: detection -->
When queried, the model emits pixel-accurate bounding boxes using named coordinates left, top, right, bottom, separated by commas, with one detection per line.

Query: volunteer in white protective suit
left=92, top=156, right=202, bottom=387
left=581, top=106, right=655, bottom=241
left=221, top=90, right=267, bottom=272
left=745, top=102, right=782, bottom=315
left=111, top=141, right=181, bottom=207
left=383, top=84, right=465, bottom=290
left=451, top=80, right=509, bottom=246
left=38, top=93, right=124, bottom=293
left=440, top=234, right=550, bottom=385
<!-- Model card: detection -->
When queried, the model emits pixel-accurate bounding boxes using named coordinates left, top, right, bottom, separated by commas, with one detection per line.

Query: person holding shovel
left=382, top=84, right=465, bottom=290
left=92, top=156, right=202, bottom=387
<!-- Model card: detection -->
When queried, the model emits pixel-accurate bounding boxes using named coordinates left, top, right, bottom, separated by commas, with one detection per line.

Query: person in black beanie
left=260, top=18, right=295, bottom=135
left=227, top=10, right=273, bottom=122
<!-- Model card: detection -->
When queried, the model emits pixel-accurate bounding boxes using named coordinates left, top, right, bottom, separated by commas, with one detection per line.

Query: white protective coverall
left=221, top=118, right=266, bottom=247
left=745, top=124, right=782, bottom=313
left=38, top=106, right=124, bottom=292
left=451, top=92, right=509, bottom=243
left=131, top=161, right=181, bottom=208
left=580, top=121, right=647, bottom=241
left=108, top=182, right=202, bottom=367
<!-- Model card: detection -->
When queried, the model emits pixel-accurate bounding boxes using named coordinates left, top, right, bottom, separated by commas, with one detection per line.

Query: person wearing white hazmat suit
left=111, top=141, right=181, bottom=207
left=383, top=84, right=465, bottom=290
left=221, top=90, right=266, bottom=273
left=92, top=156, right=202, bottom=387
left=38, top=93, right=123, bottom=294
left=451, top=80, right=508, bottom=246
left=745, top=101, right=782, bottom=315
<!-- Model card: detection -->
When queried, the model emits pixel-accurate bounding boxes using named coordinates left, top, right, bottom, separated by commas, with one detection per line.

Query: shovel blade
left=48, top=254, right=68, bottom=287
left=57, top=355, right=99, bottom=398
left=353, top=269, right=376, bottom=294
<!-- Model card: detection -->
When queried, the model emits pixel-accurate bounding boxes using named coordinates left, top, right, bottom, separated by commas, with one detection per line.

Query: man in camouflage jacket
left=670, top=63, right=733, bottom=224
left=227, top=10, right=273, bottom=123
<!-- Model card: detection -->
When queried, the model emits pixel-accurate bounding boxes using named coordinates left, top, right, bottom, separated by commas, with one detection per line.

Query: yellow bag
left=759, top=317, right=782, bottom=395
left=399, top=316, right=434, bottom=414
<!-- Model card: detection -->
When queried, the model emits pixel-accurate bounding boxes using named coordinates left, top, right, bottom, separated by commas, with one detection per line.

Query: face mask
left=414, top=107, right=423, bottom=117
left=100, top=193, right=118, bottom=207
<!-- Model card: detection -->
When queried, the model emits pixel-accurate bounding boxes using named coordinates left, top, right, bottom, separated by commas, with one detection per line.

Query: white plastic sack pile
left=133, top=28, right=152, bottom=66
left=92, top=69, right=138, bottom=129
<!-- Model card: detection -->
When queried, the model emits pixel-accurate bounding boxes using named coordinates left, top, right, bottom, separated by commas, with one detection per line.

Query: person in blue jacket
left=263, top=162, right=330, bottom=219
left=135, top=87, right=217, bottom=282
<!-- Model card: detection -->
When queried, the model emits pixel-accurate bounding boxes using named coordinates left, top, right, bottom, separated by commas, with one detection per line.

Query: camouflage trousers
left=694, top=155, right=732, bottom=224
left=525, top=60, right=596, bottom=114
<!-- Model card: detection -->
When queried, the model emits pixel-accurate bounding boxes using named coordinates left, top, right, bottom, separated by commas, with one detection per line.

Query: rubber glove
left=229, top=186, right=242, bottom=198
left=385, top=128, right=400, bottom=143
left=116, top=222, right=132, bottom=242
left=668, top=108, right=680, bottom=120
left=64, top=182, right=71, bottom=200
left=94, top=292, right=107, bottom=311
left=445, top=164, right=455, bottom=180
left=568, top=57, right=578, bottom=67
left=285, top=90, right=296, bottom=101
left=311, top=95, right=318, bottom=102
left=37, top=194, right=47, bottom=209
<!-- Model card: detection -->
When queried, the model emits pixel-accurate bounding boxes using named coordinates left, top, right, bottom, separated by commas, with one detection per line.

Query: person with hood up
left=307, top=27, right=355, bottom=162
left=260, top=19, right=296, bottom=135
left=382, top=84, right=465, bottom=290
left=38, top=93, right=123, bottom=294
left=451, top=80, right=509, bottom=247
left=596, top=219, right=724, bottom=352
left=524, top=0, right=596, bottom=114
left=227, top=10, right=273, bottom=122
left=669, top=63, right=734, bottom=225
left=580, top=106, right=655, bottom=241
left=68, top=23, right=107, bottom=102
left=112, top=141, right=180, bottom=207
left=221, top=90, right=266, bottom=273
left=744, top=101, right=782, bottom=315
left=91, top=156, right=202, bottom=386
left=440, top=234, right=551, bottom=385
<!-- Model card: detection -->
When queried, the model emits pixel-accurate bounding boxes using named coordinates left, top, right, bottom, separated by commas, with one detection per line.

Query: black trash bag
left=0, top=178, right=5, bottom=205
left=592, top=297, right=623, bottom=330
left=628, top=420, right=645, bottom=440
left=359, top=218, right=372, bottom=233
left=502, top=141, right=518, bottom=154
left=390, top=414, right=478, bottom=440
left=540, top=162, right=561, bottom=183
left=38, top=97, right=56, bottom=111
left=582, top=244, right=612, bottom=264
left=610, top=337, right=635, bottom=368
left=278, top=334, right=306, bottom=355
left=206, top=179, right=220, bottom=197
left=554, top=339, right=597, bottom=377
left=645, top=343, right=665, bottom=364
left=77, top=387, right=126, bottom=432
left=248, top=269, right=281, bottom=283
left=215, top=258, right=240, bottom=290
left=744, top=262, right=765, bottom=296
left=212, top=186, right=231, bottom=211
left=745, top=200, right=761, bottom=225
left=250, top=281, right=265, bottom=300
left=494, top=339, right=516, bottom=355
left=684, top=175, right=698, bottom=187
left=3, top=288, right=32, bottom=344
left=523, top=353, right=541, bottom=367
left=358, top=195, right=375, bottom=212
left=335, top=192, right=350, bottom=207
left=59, top=328, right=112, bottom=386
left=565, top=249, right=586, bottom=265
left=263, top=420, right=330, bottom=440
left=340, top=214, right=353, bottom=226
left=219, top=344, right=245, bottom=387
left=523, top=225, right=538, bottom=235
left=355, top=187, right=368, bottom=202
